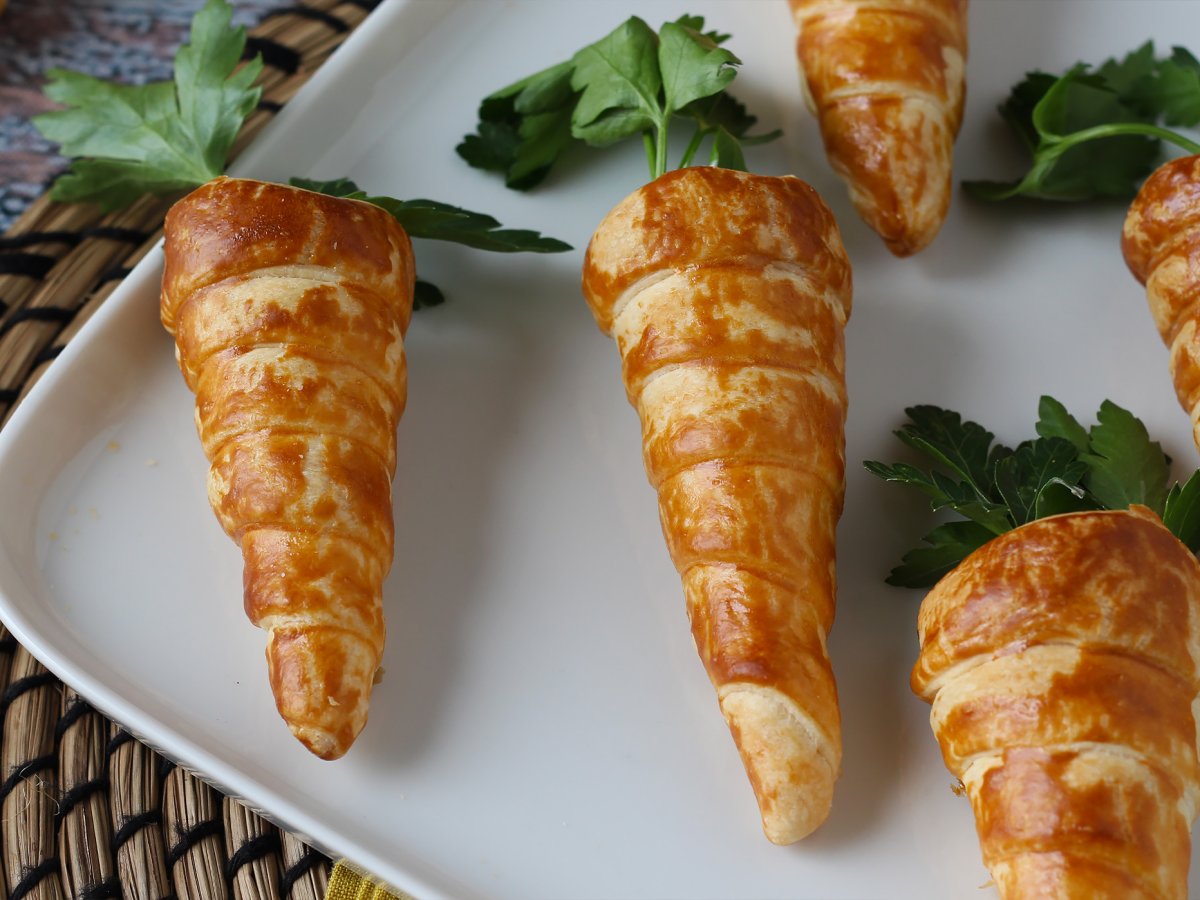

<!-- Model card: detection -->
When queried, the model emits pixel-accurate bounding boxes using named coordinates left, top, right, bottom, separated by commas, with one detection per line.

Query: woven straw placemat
left=0, top=2, right=385, bottom=897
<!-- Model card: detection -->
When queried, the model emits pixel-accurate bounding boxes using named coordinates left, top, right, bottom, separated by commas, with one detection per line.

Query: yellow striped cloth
left=325, top=861, right=414, bottom=900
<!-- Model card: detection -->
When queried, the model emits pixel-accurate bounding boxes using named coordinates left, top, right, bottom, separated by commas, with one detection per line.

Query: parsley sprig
left=456, top=14, right=780, bottom=188
left=865, top=397, right=1200, bottom=587
left=291, top=177, right=571, bottom=308
left=966, top=42, right=1200, bottom=201
left=33, top=0, right=262, bottom=211
left=291, top=178, right=571, bottom=255
left=31, top=0, right=571, bottom=267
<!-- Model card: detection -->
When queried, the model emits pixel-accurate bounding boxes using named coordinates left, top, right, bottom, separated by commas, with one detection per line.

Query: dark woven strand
left=0, top=228, right=148, bottom=252
left=10, top=858, right=62, bottom=900
left=55, top=774, right=110, bottom=824
left=244, top=37, right=301, bottom=74
left=54, top=694, right=108, bottom=822
left=78, top=876, right=122, bottom=900
left=265, top=6, right=350, bottom=31
left=54, top=696, right=107, bottom=788
left=0, top=232, right=80, bottom=250
left=0, top=671, right=60, bottom=724
left=97, top=265, right=133, bottom=285
left=0, top=753, right=57, bottom=803
left=226, top=833, right=283, bottom=886
left=105, top=728, right=135, bottom=758
left=111, top=809, right=163, bottom=853
left=83, top=227, right=151, bottom=244
left=165, top=819, right=224, bottom=869
left=0, top=253, right=56, bottom=278
left=0, top=636, right=17, bottom=655
left=29, top=343, right=63, bottom=367
left=0, top=305, right=76, bottom=338
left=279, top=849, right=324, bottom=900
left=54, top=695, right=93, bottom=737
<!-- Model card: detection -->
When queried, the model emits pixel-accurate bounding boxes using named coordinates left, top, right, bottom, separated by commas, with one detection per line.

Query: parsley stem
left=1051, top=122, right=1200, bottom=156
left=679, top=126, right=707, bottom=169
left=643, top=131, right=656, bottom=180
left=654, top=121, right=669, bottom=180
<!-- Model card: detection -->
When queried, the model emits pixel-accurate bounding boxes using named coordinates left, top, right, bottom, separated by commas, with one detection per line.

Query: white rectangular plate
left=0, top=1, right=1195, bottom=897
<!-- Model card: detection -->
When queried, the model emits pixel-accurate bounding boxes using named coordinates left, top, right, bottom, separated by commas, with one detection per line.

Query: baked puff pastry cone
left=789, top=0, right=968, bottom=256
left=582, top=166, right=853, bottom=843
left=1123, top=155, right=1200, bottom=452
left=913, top=507, right=1200, bottom=898
left=160, top=176, right=415, bottom=759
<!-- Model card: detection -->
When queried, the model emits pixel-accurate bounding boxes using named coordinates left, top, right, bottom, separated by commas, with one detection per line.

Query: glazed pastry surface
left=913, top=506, right=1200, bottom=899
left=789, top=0, right=968, bottom=256
left=583, top=166, right=853, bottom=843
left=1123, top=154, right=1200, bottom=455
left=162, top=176, right=415, bottom=759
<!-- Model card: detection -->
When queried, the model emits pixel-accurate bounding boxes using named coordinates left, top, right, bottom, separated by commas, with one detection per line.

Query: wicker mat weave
left=0, top=2, right=387, bottom=897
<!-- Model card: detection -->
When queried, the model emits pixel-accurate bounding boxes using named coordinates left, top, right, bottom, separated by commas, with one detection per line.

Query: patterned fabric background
left=0, top=0, right=278, bottom=232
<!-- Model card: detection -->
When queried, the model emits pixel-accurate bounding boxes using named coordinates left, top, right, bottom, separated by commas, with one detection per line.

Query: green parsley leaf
left=863, top=460, right=1012, bottom=535
left=893, top=406, right=1002, bottom=502
left=707, top=127, right=743, bottom=169
left=458, top=13, right=776, bottom=186
left=965, top=42, right=1200, bottom=202
left=571, top=17, right=662, bottom=146
left=658, top=21, right=739, bottom=116
left=1126, top=47, right=1200, bottom=126
left=295, top=176, right=359, bottom=198
left=291, top=177, right=570, bottom=308
left=456, top=120, right=524, bottom=178
left=676, top=91, right=781, bottom=169
left=996, top=72, right=1058, bottom=155
left=673, top=14, right=731, bottom=46
left=993, top=437, right=1089, bottom=525
left=679, top=91, right=774, bottom=141
left=1079, top=399, right=1171, bottom=512
left=290, top=177, right=572, bottom=254
left=1160, top=47, right=1200, bottom=125
left=1163, top=470, right=1200, bottom=551
left=866, top=396, right=1200, bottom=588
left=413, top=280, right=446, bottom=310
left=33, top=0, right=262, bottom=210
left=1095, top=41, right=1159, bottom=111
left=1031, top=478, right=1095, bottom=521
left=369, top=198, right=572, bottom=253
left=1035, top=395, right=1090, bottom=452
left=966, top=67, right=1161, bottom=201
left=456, top=62, right=580, bottom=190
left=886, top=521, right=997, bottom=589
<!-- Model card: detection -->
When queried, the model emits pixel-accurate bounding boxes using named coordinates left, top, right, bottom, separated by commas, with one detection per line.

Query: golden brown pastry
left=789, top=0, right=969, bottom=256
left=160, top=176, right=415, bottom=759
left=582, top=166, right=853, bottom=843
left=913, top=506, right=1200, bottom=898
left=1123, top=154, right=1200, bottom=452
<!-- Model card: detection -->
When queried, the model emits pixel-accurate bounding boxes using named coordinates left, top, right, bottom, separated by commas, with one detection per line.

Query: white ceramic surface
left=0, top=1, right=1196, bottom=897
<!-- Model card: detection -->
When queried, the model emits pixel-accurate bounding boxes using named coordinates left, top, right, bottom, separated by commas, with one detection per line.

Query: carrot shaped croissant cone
left=913, top=507, right=1200, bottom=899
left=161, top=176, right=416, bottom=760
left=789, top=0, right=968, bottom=256
left=582, top=166, right=853, bottom=843
left=1123, top=154, right=1200, bottom=452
